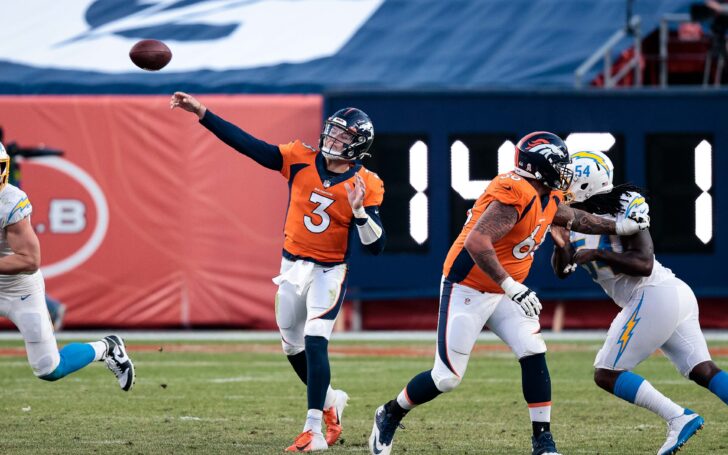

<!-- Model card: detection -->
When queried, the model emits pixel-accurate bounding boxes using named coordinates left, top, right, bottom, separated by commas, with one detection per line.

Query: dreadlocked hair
left=571, top=183, right=646, bottom=216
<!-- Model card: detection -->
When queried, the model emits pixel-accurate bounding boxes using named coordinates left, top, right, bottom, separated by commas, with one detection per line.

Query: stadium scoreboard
left=326, top=92, right=725, bottom=299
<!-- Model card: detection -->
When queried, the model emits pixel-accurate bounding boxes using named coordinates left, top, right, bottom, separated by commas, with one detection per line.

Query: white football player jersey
left=0, top=184, right=43, bottom=295
left=569, top=192, right=674, bottom=307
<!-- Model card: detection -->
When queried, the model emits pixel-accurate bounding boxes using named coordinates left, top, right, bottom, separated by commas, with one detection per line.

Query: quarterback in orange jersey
left=369, top=132, right=650, bottom=455
left=171, top=93, right=385, bottom=452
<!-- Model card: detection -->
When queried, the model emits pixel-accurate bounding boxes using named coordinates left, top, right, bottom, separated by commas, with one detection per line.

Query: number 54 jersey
left=443, top=172, right=562, bottom=293
left=278, top=141, right=384, bottom=266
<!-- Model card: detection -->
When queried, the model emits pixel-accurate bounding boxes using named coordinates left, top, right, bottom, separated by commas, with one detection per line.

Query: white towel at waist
left=272, top=259, right=315, bottom=295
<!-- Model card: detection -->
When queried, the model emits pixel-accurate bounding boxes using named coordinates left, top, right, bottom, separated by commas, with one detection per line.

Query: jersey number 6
left=304, top=192, right=335, bottom=233
left=512, top=224, right=549, bottom=260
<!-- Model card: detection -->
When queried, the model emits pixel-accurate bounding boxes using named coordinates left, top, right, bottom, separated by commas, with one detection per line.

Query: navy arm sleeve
left=199, top=110, right=283, bottom=171
left=355, top=206, right=386, bottom=255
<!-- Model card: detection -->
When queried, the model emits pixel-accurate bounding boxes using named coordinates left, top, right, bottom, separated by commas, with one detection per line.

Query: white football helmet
left=567, top=151, right=613, bottom=203
left=0, top=142, right=9, bottom=191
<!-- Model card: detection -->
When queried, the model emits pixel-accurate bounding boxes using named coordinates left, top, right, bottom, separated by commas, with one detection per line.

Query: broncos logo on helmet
left=319, top=107, right=374, bottom=161
left=513, top=131, right=573, bottom=191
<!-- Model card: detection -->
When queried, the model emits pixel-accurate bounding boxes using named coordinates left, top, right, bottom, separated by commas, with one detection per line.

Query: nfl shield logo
left=323, top=180, right=331, bottom=188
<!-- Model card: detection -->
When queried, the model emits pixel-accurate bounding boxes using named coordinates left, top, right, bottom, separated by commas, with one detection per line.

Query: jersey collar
left=315, top=152, right=361, bottom=188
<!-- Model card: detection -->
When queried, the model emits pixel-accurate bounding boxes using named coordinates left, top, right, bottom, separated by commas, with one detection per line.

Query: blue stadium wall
left=332, top=91, right=727, bottom=307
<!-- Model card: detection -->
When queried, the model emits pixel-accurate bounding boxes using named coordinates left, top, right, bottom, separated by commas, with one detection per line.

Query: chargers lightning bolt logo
left=613, top=292, right=644, bottom=367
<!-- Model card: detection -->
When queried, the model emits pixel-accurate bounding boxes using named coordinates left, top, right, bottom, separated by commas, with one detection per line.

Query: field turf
left=0, top=339, right=726, bottom=454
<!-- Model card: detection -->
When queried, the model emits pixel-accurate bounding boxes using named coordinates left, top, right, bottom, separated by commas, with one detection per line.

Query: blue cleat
left=658, top=409, right=704, bottom=455
left=369, top=402, right=405, bottom=455
left=532, top=431, right=561, bottom=455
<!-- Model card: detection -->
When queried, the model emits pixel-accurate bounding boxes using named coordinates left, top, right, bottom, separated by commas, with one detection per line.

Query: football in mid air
left=129, top=39, right=172, bottom=71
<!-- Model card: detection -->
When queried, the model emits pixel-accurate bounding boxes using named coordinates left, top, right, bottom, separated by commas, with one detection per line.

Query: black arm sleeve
left=355, top=206, right=386, bottom=255
left=199, top=110, right=283, bottom=171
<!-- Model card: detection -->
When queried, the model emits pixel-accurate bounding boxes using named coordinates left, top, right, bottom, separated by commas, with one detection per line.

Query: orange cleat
left=285, top=430, right=328, bottom=452
left=323, top=390, right=349, bottom=446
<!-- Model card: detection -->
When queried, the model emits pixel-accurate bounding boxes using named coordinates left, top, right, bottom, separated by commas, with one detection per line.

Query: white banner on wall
left=0, top=0, right=383, bottom=73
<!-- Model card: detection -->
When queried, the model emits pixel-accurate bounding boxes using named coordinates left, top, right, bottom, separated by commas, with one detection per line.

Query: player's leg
left=660, top=280, right=728, bottom=405
left=595, top=283, right=702, bottom=455
left=284, top=263, right=348, bottom=452
left=486, top=296, right=557, bottom=455
left=369, top=280, right=498, bottom=455
left=276, top=275, right=308, bottom=382
left=10, top=292, right=97, bottom=379
left=689, top=361, right=728, bottom=404
left=275, top=259, right=326, bottom=389
left=8, top=292, right=133, bottom=390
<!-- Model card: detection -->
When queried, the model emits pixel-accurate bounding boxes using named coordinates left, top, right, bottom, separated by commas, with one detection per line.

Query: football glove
left=501, top=277, right=542, bottom=317
left=616, top=212, right=650, bottom=236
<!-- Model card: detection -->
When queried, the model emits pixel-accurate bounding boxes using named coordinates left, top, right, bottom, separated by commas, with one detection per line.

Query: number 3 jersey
left=0, top=184, right=44, bottom=295
left=443, top=172, right=562, bottom=293
left=278, top=141, right=384, bottom=265
left=569, top=192, right=674, bottom=308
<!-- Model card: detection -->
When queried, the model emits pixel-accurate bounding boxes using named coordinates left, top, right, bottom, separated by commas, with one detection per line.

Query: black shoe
left=102, top=335, right=135, bottom=391
left=532, top=431, right=561, bottom=455
left=368, top=402, right=405, bottom=455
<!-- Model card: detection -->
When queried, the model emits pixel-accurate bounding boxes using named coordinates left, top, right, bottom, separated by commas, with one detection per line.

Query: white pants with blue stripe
left=274, top=258, right=348, bottom=356
left=594, top=277, right=711, bottom=377
left=431, top=277, right=547, bottom=392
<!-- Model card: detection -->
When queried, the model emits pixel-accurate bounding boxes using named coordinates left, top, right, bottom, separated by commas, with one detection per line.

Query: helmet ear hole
left=580, top=183, right=589, bottom=190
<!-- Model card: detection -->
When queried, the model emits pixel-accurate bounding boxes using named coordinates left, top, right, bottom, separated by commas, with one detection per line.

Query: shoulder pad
left=0, top=185, right=32, bottom=228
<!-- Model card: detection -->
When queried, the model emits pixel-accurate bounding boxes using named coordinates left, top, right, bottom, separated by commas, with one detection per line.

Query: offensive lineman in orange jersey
left=369, top=132, right=650, bottom=455
left=171, top=93, right=385, bottom=452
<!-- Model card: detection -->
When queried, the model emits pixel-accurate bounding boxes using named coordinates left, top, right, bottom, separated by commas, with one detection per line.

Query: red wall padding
left=0, top=95, right=322, bottom=328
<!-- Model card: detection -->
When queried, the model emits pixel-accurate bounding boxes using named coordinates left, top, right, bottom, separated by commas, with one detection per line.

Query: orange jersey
left=279, top=140, right=384, bottom=265
left=443, top=172, right=562, bottom=293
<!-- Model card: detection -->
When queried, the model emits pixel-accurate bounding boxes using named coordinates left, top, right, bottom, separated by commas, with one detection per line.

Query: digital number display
left=646, top=134, right=714, bottom=253
left=448, top=134, right=517, bottom=241
left=366, top=134, right=430, bottom=253
left=365, top=131, right=713, bottom=256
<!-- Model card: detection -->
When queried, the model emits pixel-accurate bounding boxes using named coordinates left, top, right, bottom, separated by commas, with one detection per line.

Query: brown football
left=129, top=39, right=172, bottom=71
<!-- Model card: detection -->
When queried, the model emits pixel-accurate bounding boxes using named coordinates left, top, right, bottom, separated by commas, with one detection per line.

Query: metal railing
left=575, top=15, right=642, bottom=88
left=659, top=13, right=692, bottom=87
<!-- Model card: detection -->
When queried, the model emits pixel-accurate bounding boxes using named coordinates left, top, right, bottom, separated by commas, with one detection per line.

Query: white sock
left=303, top=409, right=323, bottom=434
left=89, top=341, right=107, bottom=361
left=396, top=389, right=416, bottom=410
left=528, top=404, right=551, bottom=423
left=634, top=380, right=684, bottom=421
left=323, top=386, right=336, bottom=409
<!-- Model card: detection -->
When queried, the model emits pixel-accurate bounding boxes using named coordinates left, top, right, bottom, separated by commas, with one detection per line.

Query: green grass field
left=0, top=339, right=726, bottom=454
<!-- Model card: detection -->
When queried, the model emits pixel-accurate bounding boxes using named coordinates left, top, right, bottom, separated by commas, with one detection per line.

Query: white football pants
left=0, top=290, right=60, bottom=377
left=274, top=258, right=348, bottom=355
left=431, top=277, right=547, bottom=392
left=595, top=277, right=711, bottom=377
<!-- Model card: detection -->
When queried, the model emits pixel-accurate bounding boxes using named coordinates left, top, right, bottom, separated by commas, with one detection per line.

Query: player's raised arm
left=553, top=204, right=649, bottom=236
left=0, top=217, right=40, bottom=274
left=346, top=173, right=386, bottom=255
left=464, top=201, right=542, bottom=317
left=550, top=225, right=577, bottom=279
left=170, top=92, right=283, bottom=171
